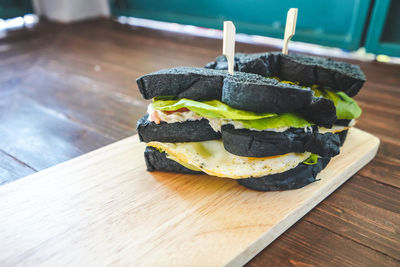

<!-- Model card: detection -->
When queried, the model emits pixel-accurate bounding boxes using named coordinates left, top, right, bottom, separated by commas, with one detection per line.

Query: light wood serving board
left=0, top=128, right=379, bottom=267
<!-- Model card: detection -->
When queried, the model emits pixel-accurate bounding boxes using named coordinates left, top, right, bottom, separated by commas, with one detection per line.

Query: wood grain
left=0, top=91, right=112, bottom=170
left=305, top=174, right=400, bottom=259
left=247, top=220, right=399, bottom=267
left=0, top=150, right=36, bottom=186
left=0, top=18, right=399, bottom=265
left=0, top=128, right=379, bottom=266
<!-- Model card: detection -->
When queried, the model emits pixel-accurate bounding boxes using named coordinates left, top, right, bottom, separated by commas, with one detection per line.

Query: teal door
left=365, top=0, right=400, bottom=57
left=110, top=0, right=371, bottom=51
left=0, top=0, right=33, bottom=19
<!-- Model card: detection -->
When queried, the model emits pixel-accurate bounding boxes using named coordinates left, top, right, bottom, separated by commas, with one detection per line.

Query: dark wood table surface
left=0, top=19, right=399, bottom=266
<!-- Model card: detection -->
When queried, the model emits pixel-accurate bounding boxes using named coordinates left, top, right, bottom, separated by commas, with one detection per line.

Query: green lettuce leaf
left=303, top=154, right=319, bottom=165
left=152, top=99, right=311, bottom=130
left=236, top=113, right=310, bottom=130
left=274, top=78, right=362, bottom=120
left=311, top=86, right=362, bottom=120
left=152, top=99, right=276, bottom=120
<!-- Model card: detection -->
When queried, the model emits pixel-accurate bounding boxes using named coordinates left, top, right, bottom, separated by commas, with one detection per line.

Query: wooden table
left=0, top=19, right=399, bottom=266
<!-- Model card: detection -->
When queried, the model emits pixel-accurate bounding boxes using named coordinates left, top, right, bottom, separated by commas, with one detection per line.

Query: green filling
left=155, top=147, right=164, bottom=153
left=152, top=98, right=311, bottom=130
left=311, top=86, right=361, bottom=120
left=275, top=78, right=362, bottom=120
left=303, top=154, right=319, bottom=165
left=152, top=98, right=276, bottom=120
left=152, top=80, right=361, bottom=130
left=236, top=113, right=310, bottom=130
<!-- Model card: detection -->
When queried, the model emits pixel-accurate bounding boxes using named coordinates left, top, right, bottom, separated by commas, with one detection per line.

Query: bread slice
left=237, top=157, right=331, bottom=191
left=206, top=52, right=366, bottom=97
left=137, top=66, right=315, bottom=114
left=299, top=96, right=337, bottom=128
left=222, top=75, right=313, bottom=113
left=279, top=53, right=365, bottom=97
left=137, top=115, right=221, bottom=143
left=136, top=67, right=228, bottom=100
left=221, top=125, right=341, bottom=157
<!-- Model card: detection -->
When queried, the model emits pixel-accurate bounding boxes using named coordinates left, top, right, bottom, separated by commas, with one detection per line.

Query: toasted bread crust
left=206, top=52, right=365, bottom=97
left=137, top=115, right=221, bottom=143
left=221, top=125, right=341, bottom=157
left=237, top=157, right=331, bottom=191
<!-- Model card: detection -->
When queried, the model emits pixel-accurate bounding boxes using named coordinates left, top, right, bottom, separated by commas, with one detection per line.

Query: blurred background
left=1, top=0, right=399, bottom=59
left=0, top=0, right=400, bottom=61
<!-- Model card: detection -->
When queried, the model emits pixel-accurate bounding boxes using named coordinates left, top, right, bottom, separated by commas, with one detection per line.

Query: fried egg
left=147, top=140, right=311, bottom=179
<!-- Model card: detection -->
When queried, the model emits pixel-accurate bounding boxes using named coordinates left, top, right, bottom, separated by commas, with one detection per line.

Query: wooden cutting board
left=0, top=128, right=379, bottom=267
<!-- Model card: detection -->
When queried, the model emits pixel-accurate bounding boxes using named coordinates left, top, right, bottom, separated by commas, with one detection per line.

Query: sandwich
left=135, top=52, right=364, bottom=191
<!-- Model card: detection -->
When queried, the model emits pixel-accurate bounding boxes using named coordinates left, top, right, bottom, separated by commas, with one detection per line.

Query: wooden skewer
left=282, top=8, right=298, bottom=55
left=223, top=21, right=236, bottom=75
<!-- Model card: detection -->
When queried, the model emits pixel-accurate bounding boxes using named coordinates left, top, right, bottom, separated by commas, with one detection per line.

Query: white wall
left=32, top=0, right=110, bottom=23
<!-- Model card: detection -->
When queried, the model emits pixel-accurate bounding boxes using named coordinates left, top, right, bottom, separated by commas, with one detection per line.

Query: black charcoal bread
left=136, top=66, right=273, bottom=101
left=337, top=130, right=349, bottom=146
left=279, top=53, right=365, bottom=97
left=136, top=67, right=228, bottom=100
left=144, top=146, right=202, bottom=174
left=206, top=52, right=365, bottom=97
left=332, top=120, right=350, bottom=146
left=205, top=53, right=278, bottom=77
left=137, top=115, right=221, bottom=142
left=221, top=125, right=341, bottom=157
left=237, top=157, right=331, bottom=191
left=222, top=74, right=313, bottom=113
left=335, top=119, right=352, bottom=126
left=298, top=96, right=337, bottom=128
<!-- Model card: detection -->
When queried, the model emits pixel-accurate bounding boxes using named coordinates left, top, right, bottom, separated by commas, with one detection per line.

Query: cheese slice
left=147, top=140, right=311, bottom=179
